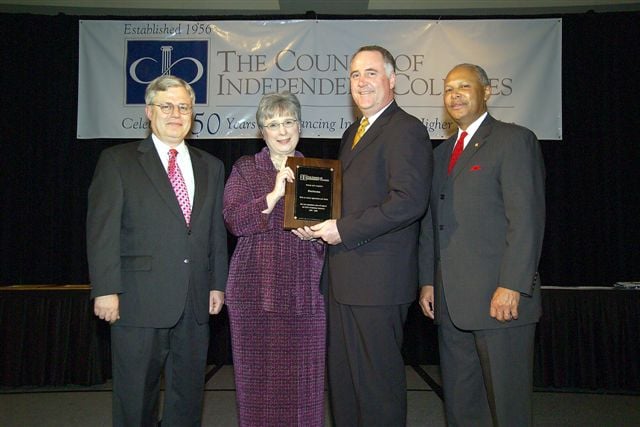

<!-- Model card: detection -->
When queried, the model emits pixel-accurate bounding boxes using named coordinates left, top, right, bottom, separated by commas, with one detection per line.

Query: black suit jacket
left=87, top=137, right=228, bottom=327
left=328, top=101, right=433, bottom=305
left=419, top=114, right=545, bottom=330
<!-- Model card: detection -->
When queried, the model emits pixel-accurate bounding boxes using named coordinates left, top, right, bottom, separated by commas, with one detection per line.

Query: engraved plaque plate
left=283, top=157, right=342, bottom=230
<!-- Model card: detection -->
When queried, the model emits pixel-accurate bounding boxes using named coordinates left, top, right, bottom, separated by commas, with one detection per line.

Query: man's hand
left=291, top=226, right=317, bottom=241
left=94, top=294, right=120, bottom=324
left=490, top=286, right=520, bottom=322
left=419, top=285, right=435, bottom=319
left=209, top=290, right=225, bottom=315
left=309, top=219, right=342, bottom=245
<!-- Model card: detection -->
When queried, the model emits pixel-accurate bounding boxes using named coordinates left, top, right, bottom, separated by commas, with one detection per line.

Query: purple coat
left=223, top=147, right=325, bottom=315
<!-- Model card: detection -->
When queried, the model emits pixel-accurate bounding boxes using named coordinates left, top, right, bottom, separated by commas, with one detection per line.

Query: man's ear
left=145, top=105, right=153, bottom=121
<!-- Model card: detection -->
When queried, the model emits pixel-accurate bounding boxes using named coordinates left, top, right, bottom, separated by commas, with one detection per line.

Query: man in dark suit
left=309, top=45, right=432, bottom=426
left=418, top=63, right=545, bottom=426
left=87, top=75, right=228, bottom=427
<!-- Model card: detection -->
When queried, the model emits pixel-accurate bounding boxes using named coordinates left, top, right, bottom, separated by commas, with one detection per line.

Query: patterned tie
left=351, top=117, right=369, bottom=149
left=447, top=131, right=468, bottom=175
left=168, top=149, right=191, bottom=225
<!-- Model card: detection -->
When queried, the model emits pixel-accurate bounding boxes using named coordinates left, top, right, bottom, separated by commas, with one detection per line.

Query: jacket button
left=440, top=194, right=445, bottom=200
left=439, top=225, right=444, bottom=231
left=183, top=259, right=189, bottom=264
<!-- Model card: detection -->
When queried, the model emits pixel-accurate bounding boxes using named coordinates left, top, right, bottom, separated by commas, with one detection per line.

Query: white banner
left=78, top=19, right=561, bottom=140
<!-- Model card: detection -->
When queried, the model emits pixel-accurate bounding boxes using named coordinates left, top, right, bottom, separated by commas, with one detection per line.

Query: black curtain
left=0, top=289, right=111, bottom=386
left=1, top=11, right=639, bottom=287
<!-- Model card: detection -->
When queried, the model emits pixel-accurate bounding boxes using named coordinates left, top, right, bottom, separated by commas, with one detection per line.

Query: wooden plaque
left=283, top=157, right=342, bottom=230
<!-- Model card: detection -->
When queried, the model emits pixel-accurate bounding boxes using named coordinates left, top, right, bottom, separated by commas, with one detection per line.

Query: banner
left=78, top=19, right=562, bottom=140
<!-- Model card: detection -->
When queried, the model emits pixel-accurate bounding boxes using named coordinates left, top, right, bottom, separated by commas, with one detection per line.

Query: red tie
left=447, top=131, right=468, bottom=175
left=168, top=149, right=192, bottom=225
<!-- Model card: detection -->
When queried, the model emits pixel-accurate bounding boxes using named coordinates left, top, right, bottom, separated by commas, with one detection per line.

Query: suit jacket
left=87, top=137, right=228, bottom=328
left=419, top=114, right=545, bottom=330
left=328, top=101, right=433, bottom=305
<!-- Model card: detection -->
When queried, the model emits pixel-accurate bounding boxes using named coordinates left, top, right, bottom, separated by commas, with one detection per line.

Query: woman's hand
left=263, top=166, right=294, bottom=214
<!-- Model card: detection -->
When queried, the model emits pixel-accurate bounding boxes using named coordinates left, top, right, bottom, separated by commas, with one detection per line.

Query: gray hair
left=144, top=75, right=196, bottom=105
left=352, top=45, right=396, bottom=78
left=256, top=92, right=301, bottom=127
left=452, top=63, right=490, bottom=87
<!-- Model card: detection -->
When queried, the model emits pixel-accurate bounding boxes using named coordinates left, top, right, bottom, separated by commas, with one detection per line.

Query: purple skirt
left=228, top=303, right=326, bottom=427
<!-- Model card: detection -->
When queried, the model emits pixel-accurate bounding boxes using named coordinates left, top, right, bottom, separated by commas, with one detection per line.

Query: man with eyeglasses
left=87, top=75, right=228, bottom=426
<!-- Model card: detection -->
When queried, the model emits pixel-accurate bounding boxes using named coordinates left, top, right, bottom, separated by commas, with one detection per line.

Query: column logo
left=125, top=40, right=208, bottom=104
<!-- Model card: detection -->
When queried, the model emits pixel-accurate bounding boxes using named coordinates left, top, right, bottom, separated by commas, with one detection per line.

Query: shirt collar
left=151, top=134, right=188, bottom=156
left=364, top=99, right=394, bottom=127
left=458, top=112, right=488, bottom=143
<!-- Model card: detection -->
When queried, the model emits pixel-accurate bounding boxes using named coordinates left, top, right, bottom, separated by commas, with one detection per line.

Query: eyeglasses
left=262, top=119, right=298, bottom=131
left=148, top=103, right=193, bottom=115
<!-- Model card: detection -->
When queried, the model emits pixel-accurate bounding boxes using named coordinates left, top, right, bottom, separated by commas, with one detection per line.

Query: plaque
left=283, top=157, right=342, bottom=230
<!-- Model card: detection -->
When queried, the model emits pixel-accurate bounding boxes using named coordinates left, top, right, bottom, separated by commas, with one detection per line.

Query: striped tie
left=168, top=149, right=192, bottom=225
left=351, top=117, right=369, bottom=149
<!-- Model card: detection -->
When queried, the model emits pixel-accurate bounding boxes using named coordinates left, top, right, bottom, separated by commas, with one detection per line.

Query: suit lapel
left=341, top=101, right=399, bottom=172
left=450, top=115, right=494, bottom=179
left=433, top=137, right=457, bottom=179
left=338, top=124, right=357, bottom=167
left=137, top=137, right=185, bottom=224
left=189, top=146, right=207, bottom=226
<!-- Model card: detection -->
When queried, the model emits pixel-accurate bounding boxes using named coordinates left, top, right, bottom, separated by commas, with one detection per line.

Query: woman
left=223, top=92, right=326, bottom=426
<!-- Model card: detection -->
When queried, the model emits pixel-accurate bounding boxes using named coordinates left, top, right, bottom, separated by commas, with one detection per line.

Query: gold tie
left=351, top=117, right=369, bottom=149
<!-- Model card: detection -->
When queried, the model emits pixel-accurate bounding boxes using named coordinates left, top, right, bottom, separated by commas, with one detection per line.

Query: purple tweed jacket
left=223, top=147, right=325, bottom=315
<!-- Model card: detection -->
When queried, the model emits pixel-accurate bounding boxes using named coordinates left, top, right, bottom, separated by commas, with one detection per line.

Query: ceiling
left=0, top=0, right=639, bottom=16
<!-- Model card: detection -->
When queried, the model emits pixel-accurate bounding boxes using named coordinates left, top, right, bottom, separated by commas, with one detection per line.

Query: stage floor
left=2, top=365, right=640, bottom=426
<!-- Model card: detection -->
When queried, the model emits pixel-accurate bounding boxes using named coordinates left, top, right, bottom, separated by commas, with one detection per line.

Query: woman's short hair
left=256, top=92, right=302, bottom=127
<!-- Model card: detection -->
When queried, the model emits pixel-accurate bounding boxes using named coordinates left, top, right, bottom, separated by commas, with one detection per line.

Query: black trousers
left=327, top=286, right=410, bottom=427
left=110, top=295, right=209, bottom=427
left=438, top=291, right=536, bottom=427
